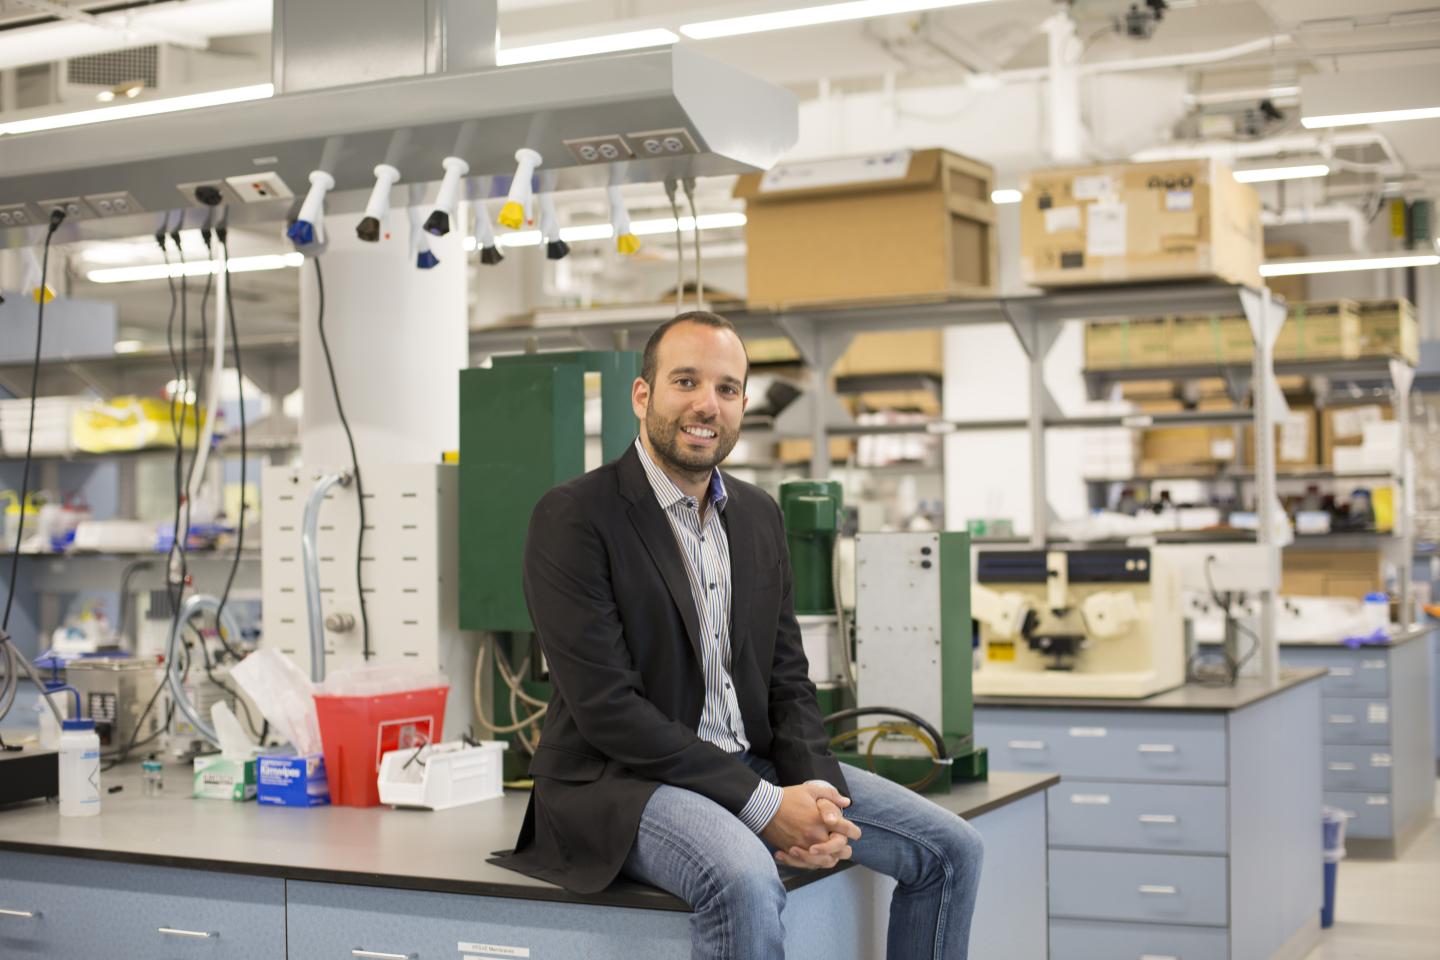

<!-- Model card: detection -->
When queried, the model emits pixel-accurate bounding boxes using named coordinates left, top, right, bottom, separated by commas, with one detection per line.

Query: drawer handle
left=1329, top=762, right=1357, bottom=772
left=1140, top=955, right=1180, bottom=960
left=1328, top=715, right=1357, bottom=724
left=158, top=927, right=215, bottom=939
left=1138, top=885, right=1179, bottom=895
left=1070, top=794, right=1112, bottom=805
left=0, top=908, right=38, bottom=919
left=1137, top=743, right=1176, bottom=754
left=1007, top=740, right=1047, bottom=750
left=1138, top=814, right=1179, bottom=824
left=1328, top=667, right=1355, bottom=677
left=352, top=951, right=416, bottom=960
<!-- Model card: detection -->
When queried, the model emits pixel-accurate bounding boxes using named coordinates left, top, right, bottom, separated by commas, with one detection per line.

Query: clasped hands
left=761, top=782, right=862, bottom=871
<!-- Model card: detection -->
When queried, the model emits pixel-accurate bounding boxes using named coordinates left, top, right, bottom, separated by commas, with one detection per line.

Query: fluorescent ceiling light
left=0, top=83, right=273, bottom=136
left=496, top=28, right=678, bottom=66
left=681, top=0, right=993, bottom=39
left=991, top=189, right=1022, bottom=204
left=1233, top=163, right=1330, bottom=183
left=466, top=212, right=747, bottom=249
left=113, top=340, right=144, bottom=354
left=1260, top=253, right=1439, bottom=277
left=88, top=252, right=303, bottom=284
left=1302, top=105, right=1440, bottom=129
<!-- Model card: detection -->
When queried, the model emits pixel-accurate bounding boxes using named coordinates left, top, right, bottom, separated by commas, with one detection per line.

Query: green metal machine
left=779, top=480, right=986, bottom=792
left=459, top=351, right=640, bottom=776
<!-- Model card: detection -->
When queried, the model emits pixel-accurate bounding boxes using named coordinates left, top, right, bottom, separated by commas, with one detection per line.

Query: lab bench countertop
left=974, top=668, right=1328, bottom=712
left=0, top=760, right=1056, bottom=913
left=1278, top=624, right=1435, bottom=648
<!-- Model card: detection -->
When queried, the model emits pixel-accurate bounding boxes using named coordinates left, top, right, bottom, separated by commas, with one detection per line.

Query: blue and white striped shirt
left=634, top=439, right=784, bottom=834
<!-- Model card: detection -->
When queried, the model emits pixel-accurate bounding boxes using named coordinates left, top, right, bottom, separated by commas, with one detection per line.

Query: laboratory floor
left=1301, top=780, right=1440, bottom=960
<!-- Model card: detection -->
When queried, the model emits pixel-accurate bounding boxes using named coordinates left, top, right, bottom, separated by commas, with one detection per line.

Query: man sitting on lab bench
left=494, top=311, right=983, bottom=959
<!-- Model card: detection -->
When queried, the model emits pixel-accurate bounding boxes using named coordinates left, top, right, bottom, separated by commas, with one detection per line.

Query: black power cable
left=821, top=706, right=951, bottom=761
left=311, top=258, right=371, bottom=659
left=213, top=223, right=248, bottom=654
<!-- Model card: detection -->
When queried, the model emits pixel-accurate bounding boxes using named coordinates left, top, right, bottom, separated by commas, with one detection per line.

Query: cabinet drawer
left=976, top=709, right=1227, bottom=784
left=1050, top=917, right=1229, bottom=960
left=1321, top=698, right=1391, bottom=745
left=1048, top=782, right=1228, bottom=855
left=0, top=851, right=284, bottom=959
left=1325, top=791, right=1394, bottom=840
left=1050, top=850, right=1228, bottom=926
left=1323, top=745, right=1393, bottom=792
left=287, top=879, right=688, bottom=960
left=1282, top=647, right=1390, bottom=698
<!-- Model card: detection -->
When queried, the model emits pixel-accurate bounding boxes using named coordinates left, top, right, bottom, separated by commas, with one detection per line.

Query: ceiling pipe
left=976, top=33, right=1294, bottom=86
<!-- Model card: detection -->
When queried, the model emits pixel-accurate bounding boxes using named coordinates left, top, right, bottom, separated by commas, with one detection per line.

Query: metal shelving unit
left=470, top=281, right=1291, bottom=684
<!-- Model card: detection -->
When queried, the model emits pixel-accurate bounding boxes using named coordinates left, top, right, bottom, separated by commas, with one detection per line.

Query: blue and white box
left=257, top=754, right=330, bottom=807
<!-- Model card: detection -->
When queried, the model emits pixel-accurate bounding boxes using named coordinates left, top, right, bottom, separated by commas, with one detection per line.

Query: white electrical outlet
left=624, top=127, right=699, bottom=158
left=563, top=135, right=633, bottom=165
left=37, top=197, right=91, bottom=221
left=0, top=203, right=36, bottom=227
left=225, top=171, right=294, bottom=204
left=83, top=192, right=143, bottom=217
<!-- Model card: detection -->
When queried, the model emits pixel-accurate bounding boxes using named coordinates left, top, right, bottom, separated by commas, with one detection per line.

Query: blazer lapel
left=619, top=447, right=705, bottom=667
left=720, top=478, right=754, bottom=663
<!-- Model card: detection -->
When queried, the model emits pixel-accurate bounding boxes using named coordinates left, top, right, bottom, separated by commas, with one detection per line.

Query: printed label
left=1085, top=202, right=1127, bottom=258
left=1165, top=189, right=1194, bottom=212
left=1044, top=205, right=1081, bottom=233
left=1072, top=175, right=1116, bottom=201
left=376, top=716, right=436, bottom=772
left=1371, top=753, right=1392, bottom=768
left=1367, top=704, right=1389, bottom=724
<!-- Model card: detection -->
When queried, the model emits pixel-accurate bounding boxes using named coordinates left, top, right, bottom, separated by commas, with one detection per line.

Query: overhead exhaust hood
left=0, top=0, right=797, bottom=246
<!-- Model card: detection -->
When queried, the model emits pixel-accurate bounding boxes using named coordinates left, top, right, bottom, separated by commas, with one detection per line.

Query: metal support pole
left=1003, top=305, right=1061, bottom=548
left=1392, top=359, right=1416, bottom=628
left=1241, top=286, right=1285, bottom=687
left=774, top=314, right=852, bottom=480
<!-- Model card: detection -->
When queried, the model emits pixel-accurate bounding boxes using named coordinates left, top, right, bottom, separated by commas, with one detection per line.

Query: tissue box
left=257, top=754, right=330, bottom=807
left=193, top=756, right=257, bottom=801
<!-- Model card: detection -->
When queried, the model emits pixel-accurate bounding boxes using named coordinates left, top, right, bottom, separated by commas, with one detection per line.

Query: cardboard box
left=1171, top=313, right=1253, bottom=365
left=1355, top=298, right=1419, bottom=365
left=1321, top=404, right=1393, bottom=467
left=735, top=148, right=996, bottom=307
left=1139, top=399, right=1236, bottom=474
left=1246, top=405, right=1319, bottom=470
left=832, top=331, right=944, bottom=378
left=846, top=389, right=942, bottom=417
left=1020, top=159, right=1262, bottom=288
left=777, top=438, right=855, bottom=464
left=1276, top=300, right=1360, bottom=362
left=193, top=756, right=257, bottom=801
left=1264, top=242, right=1308, bottom=305
left=257, top=754, right=331, bottom=808
left=1282, top=548, right=1383, bottom=599
left=1084, top=316, right=1172, bottom=369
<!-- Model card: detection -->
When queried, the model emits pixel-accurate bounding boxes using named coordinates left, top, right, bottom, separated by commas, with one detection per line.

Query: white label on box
left=1044, top=205, right=1082, bottom=233
left=1367, top=704, right=1389, bottom=724
left=759, top=150, right=913, bottom=192
left=1086, top=202, right=1127, bottom=258
left=1332, top=407, right=1381, bottom=440
left=1073, top=174, right=1116, bottom=201
left=459, top=943, right=530, bottom=958
left=1211, top=437, right=1236, bottom=460
left=1165, top=189, right=1194, bottom=211
left=1280, top=413, right=1310, bottom=462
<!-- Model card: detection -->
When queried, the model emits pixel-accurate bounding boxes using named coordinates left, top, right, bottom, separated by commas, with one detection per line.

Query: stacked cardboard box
left=736, top=148, right=996, bottom=308
left=1282, top=549, right=1384, bottom=599
left=1355, top=298, right=1419, bottom=365
left=1277, top=300, right=1360, bottom=362
left=1084, top=316, right=1172, bottom=369
left=1020, top=158, right=1262, bottom=288
left=1170, top=313, right=1253, bottom=365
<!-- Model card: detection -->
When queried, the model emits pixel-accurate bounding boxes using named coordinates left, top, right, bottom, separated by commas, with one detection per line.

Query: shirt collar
left=634, top=438, right=728, bottom=513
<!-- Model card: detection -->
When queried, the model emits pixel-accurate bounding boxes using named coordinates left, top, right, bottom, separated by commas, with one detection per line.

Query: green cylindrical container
left=779, top=479, right=843, bottom=615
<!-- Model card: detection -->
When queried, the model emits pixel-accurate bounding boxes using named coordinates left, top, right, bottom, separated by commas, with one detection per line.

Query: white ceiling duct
left=0, top=0, right=270, bottom=71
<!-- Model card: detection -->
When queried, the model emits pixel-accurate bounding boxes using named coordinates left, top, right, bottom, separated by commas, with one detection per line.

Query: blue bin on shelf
left=1321, top=806, right=1349, bottom=929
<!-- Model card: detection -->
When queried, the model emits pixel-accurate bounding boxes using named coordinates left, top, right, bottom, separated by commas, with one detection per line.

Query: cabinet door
left=1050, top=849, right=1228, bottom=926
left=0, top=851, right=284, bottom=959
left=976, top=709, right=1227, bottom=784
left=1048, top=781, right=1228, bottom=855
left=287, top=879, right=691, bottom=960
left=1050, top=917, right=1229, bottom=960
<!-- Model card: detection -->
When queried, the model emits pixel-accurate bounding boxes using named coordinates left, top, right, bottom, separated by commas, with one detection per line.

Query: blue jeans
left=620, top=755, right=984, bottom=960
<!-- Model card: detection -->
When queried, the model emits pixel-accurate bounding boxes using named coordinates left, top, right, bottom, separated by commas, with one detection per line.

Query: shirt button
left=709, top=582, right=716, bottom=590
left=725, top=681, right=731, bottom=689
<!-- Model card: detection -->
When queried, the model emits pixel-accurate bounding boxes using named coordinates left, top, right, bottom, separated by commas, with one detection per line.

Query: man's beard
left=646, top=405, right=740, bottom=477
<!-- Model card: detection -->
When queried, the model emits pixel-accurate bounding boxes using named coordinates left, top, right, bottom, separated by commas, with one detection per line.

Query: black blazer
left=491, top=444, right=848, bottom=894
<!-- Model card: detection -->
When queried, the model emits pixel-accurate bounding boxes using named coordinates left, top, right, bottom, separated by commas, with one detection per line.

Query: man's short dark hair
left=640, top=311, right=749, bottom=388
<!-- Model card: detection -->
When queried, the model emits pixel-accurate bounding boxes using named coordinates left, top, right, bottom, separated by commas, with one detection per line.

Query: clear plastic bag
left=230, top=649, right=324, bottom=756
left=314, top=663, right=448, bottom=698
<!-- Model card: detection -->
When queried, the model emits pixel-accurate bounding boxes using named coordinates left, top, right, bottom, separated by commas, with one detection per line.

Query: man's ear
left=631, top=376, right=650, bottom=420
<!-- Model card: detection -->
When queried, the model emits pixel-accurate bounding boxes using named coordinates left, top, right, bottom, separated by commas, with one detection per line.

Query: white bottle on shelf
left=58, top=718, right=101, bottom=817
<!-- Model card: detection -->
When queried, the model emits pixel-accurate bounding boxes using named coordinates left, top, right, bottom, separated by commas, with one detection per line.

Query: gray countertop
left=0, top=760, right=1055, bottom=912
left=975, top=668, right=1327, bottom=712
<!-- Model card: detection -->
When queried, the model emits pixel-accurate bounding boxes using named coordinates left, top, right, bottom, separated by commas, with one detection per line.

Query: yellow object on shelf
left=1372, top=486, right=1395, bottom=533
left=72, top=396, right=205, bottom=453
